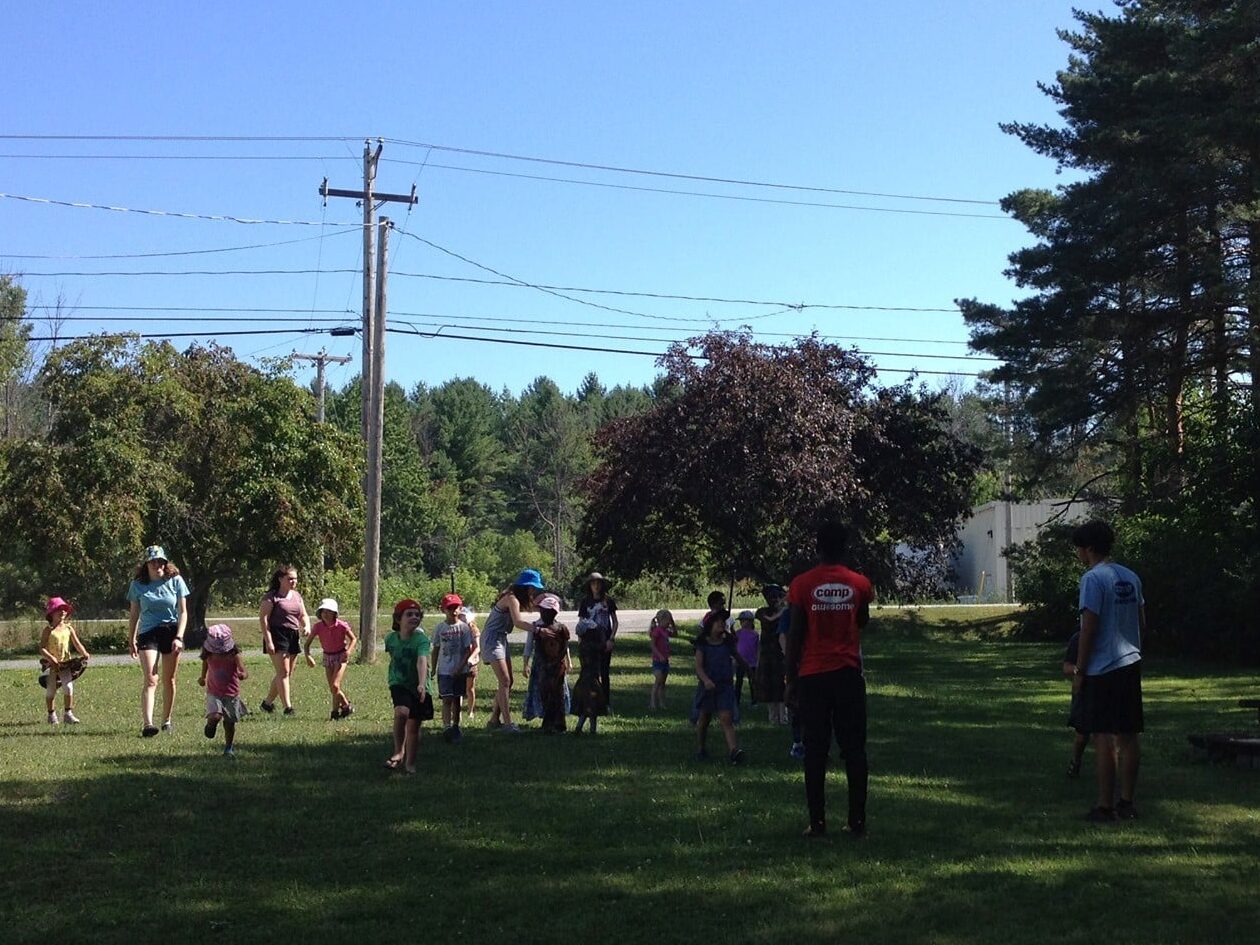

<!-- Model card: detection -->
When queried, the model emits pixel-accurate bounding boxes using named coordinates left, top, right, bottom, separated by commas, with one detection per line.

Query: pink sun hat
left=204, top=624, right=236, bottom=654
left=45, top=597, right=74, bottom=617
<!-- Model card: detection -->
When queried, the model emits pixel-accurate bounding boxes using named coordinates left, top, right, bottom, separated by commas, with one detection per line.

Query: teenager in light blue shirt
left=127, top=545, right=190, bottom=737
left=1071, top=521, right=1145, bottom=824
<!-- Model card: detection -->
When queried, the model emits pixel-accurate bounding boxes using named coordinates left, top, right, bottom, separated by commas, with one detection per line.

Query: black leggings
left=798, top=668, right=868, bottom=831
left=735, top=663, right=757, bottom=704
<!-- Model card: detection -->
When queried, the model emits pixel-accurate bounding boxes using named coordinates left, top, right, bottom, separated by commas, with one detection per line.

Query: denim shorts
left=651, top=660, right=670, bottom=675
left=437, top=674, right=465, bottom=700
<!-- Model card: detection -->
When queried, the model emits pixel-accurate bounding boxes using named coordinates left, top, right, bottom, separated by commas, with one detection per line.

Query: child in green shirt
left=384, top=598, right=433, bottom=775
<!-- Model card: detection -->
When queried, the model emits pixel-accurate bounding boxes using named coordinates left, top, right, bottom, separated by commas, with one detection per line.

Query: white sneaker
left=47, top=711, right=59, bottom=725
left=64, top=710, right=81, bottom=725
left=161, top=719, right=173, bottom=733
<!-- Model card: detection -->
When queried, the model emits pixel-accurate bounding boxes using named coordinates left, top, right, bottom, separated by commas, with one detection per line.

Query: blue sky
left=1, top=1, right=1099, bottom=397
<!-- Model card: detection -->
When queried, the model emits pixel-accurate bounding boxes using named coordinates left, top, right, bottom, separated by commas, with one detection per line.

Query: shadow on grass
left=2, top=638, right=1259, bottom=945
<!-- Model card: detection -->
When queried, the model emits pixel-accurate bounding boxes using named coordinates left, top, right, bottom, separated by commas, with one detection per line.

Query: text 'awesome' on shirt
left=788, top=564, right=875, bottom=676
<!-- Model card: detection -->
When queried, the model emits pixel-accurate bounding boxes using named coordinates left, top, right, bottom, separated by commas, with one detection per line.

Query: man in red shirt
left=785, top=520, right=875, bottom=838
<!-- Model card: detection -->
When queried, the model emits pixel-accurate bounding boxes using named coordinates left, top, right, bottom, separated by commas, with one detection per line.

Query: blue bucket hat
left=144, top=545, right=168, bottom=563
left=514, top=568, right=545, bottom=590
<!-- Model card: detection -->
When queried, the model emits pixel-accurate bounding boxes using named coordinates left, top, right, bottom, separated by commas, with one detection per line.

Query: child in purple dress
left=199, top=624, right=248, bottom=757
left=691, top=610, right=746, bottom=765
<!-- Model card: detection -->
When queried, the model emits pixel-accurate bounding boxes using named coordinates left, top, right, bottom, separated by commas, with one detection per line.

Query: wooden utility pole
left=318, top=141, right=417, bottom=660
left=292, top=349, right=351, bottom=423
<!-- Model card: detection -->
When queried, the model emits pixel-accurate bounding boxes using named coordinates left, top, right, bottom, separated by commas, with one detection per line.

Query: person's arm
left=198, top=658, right=208, bottom=687
left=300, top=601, right=311, bottom=637
left=695, top=647, right=714, bottom=690
left=416, top=651, right=430, bottom=702
left=304, top=631, right=316, bottom=668
left=430, top=637, right=440, bottom=678
left=504, top=594, right=534, bottom=632
left=128, top=599, right=141, bottom=658
left=1073, top=610, right=1098, bottom=695
left=1063, top=660, right=1077, bottom=680
left=39, top=626, right=58, bottom=668
left=236, top=653, right=249, bottom=681
left=259, top=597, right=276, bottom=654
left=345, top=623, right=358, bottom=654
left=175, top=594, right=188, bottom=650
left=783, top=604, right=807, bottom=708
left=70, top=627, right=90, bottom=661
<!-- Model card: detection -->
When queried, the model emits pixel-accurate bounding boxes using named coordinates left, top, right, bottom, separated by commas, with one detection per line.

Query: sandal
left=383, top=757, right=402, bottom=770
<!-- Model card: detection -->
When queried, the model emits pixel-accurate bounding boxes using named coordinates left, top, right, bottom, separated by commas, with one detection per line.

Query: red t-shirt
left=788, top=563, right=875, bottom=676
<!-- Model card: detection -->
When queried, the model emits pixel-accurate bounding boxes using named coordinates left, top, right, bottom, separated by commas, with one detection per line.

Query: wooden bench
left=1188, top=732, right=1260, bottom=769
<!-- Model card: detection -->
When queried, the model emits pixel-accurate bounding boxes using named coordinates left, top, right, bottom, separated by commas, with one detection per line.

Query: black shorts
left=1079, top=661, right=1143, bottom=735
left=268, top=628, right=302, bottom=656
left=389, top=685, right=434, bottom=721
left=136, top=623, right=180, bottom=654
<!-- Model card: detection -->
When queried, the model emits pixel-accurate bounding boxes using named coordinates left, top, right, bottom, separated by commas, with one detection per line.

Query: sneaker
left=63, top=710, right=81, bottom=725
left=223, top=746, right=236, bottom=759
left=204, top=719, right=219, bottom=739
left=1086, top=806, right=1117, bottom=824
left=259, top=701, right=275, bottom=714
left=845, top=821, right=867, bottom=839
left=802, top=824, right=829, bottom=840
left=330, top=710, right=340, bottom=721
left=141, top=725, right=160, bottom=738
left=47, top=711, right=59, bottom=725
left=283, top=707, right=295, bottom=716
left=729, top=748, right=746, bottom=766
left=442, top=726, right=455, bottom=743
left=1115, top=799, right=1138, bottom=820
left=501, top=723, right=522, bottom=734
left=485, top=719, right=503, bottom=730
left=161, top=720, right=173, bottom=733
left=451, top=725, right=463, bottom=744
left=341, top=703, right=354, bottom=718
left=789, top=742, right=806, bottom=760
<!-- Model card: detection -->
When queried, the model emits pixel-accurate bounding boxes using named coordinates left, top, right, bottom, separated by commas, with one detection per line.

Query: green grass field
left=2, top=608, right=1257, bottom=945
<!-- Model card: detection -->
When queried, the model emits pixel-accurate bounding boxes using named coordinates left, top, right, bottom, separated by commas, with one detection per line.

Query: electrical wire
left=0, top=134, right=1000, bottom=206
left=0, top=229, right=359, bottom=260
left=21, top=327, right=332, bottom=342
left=0, top=192, right=364, bottom=226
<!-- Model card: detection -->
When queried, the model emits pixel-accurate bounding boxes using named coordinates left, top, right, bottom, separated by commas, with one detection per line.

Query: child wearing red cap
left=431, top=593, right=476, bottom=744
left=39, top=597, right=89, bottom=725
left=384, top=599, right=433, bottom=774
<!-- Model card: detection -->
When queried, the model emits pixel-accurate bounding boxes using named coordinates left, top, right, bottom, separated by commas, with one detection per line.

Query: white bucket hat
left=317, top=597, right=339, bottom=615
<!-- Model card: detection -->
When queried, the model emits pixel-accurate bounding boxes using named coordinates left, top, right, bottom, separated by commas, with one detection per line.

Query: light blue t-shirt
left=127, top=575, right=191, bottom=633
left=1078, top=562, right=1143, bottom=675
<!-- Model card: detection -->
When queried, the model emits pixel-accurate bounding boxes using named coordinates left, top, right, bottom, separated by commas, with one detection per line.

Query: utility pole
left=292, top=349, right=351, bottom=423
left=319, top=141, right=417, bottom=660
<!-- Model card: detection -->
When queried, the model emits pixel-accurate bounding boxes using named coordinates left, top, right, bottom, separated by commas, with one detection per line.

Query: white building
left=953, top=499, right=1087, bottom=602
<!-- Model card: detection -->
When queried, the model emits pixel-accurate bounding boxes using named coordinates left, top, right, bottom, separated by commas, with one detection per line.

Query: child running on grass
left=199, top=624, right=248, bottom=757
left=1063, top=629, right=1090, bottom=778
left=432, top=593, right=475, bottom=744
left=305, top=597, right=357, bottom=720
left=692, top=609, right=746, bottom=765
left=648, top=608, right=677, bottom=710
left=384, top=599, right=433, bottom=775
left=39, top=597, right=89, bottom=725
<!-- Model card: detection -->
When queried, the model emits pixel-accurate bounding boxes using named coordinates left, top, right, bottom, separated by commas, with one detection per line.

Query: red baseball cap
left=393, top=598, right=422, bottom=616
left=440, top=593, right=463, bottom=610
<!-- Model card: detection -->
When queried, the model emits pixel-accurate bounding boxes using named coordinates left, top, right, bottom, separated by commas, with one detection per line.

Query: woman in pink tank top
left=258, top=564, right=310, bottom=714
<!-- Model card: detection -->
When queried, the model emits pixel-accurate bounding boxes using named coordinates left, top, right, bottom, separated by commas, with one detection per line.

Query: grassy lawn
left=1, top=606, right=1257, bottom=944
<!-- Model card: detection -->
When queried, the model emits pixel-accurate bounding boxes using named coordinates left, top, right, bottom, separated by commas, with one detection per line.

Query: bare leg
left=160, top=649, right=180, bottom=723
left=278, top=654, right=295, bottom=709
left=1093, top=733, right=1117, bottom=809
left=465, top=671, right=477, bottom=718
left=492, top=659, right=514, bottom=725
left=266, top=651, right=288, bottom=707
left=718, top=710, right=739, bottom=753
left=223, top=718, right=236, bottom=749
left=139, top=649, right=160, bottom=727
left=404, top=719, right=420, bottom=773
left=696, top=712, right=711, bottom=753
left=390, top=708, right=407, bottom=763
left=1116, top=733, right=1140, bottom=803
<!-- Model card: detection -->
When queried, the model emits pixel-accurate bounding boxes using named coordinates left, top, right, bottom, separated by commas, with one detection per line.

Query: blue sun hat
left=515, top=569, right=545, bottom=590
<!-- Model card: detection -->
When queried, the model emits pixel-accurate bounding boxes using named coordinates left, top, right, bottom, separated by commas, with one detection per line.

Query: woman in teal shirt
left=126, top=544, right=190, bottom=737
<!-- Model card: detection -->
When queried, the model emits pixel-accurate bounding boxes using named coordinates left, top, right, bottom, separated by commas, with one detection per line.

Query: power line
left=0, top=135, right=1000, bottom=206
left=22, top=327, right=332, bottom=342
left=384, top=324, right=986, bottom=377
left=0, top=153, right=1009, bottom=219
left=0, top=192, right=362, bottom=226
left=14, top=306, right=978, bottom=346
left=0, top=229, right=359, bottom=260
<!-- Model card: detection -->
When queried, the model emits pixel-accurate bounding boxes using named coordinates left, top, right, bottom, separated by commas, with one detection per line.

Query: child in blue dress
left=691, top=609, right=746, bottom=764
